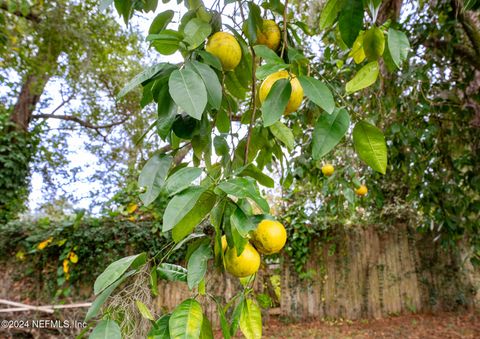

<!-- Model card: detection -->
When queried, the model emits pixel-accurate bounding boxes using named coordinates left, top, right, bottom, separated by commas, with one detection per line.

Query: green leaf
left=148, top=314, right=171, bottom=339
left=187, top=61, right=222, bottom=110
left=225, top=71, right=247, bottom=100
left=89, top=320, right=121, bottom=339
left=230, top=207, right=256, bottom=237
left=236, top=163, right=274, bottom=188
left=157, top=263, right=187, bottom=282
left=244, top=2, right=262, bottom=43
left=149, top=10, right=175, bottom=34
left=163, top=187, right=216, bottom=241
left=157, top=87, right=177, bottom=140
left=136, top=300, right=155, bottom=321
left=199, top=315, right=214, bottom=339
left=345, top=61, right=379, bottom=94
left=230, top=296, right=244, bottom=336
left=150, top=33, right=181, bottom=55
left=85, top=271, right=135, bottom=321
left=319, top=0, right=341, bottom=30
left=262, top=79, right=292, bottom=127
left=183, top=18, right=212, bottom=50
left=253, top=45, right=284, bottom=64
left=387, top=28, right=410, bottom=69
left=217, top=178, right=269, bottom=213
left=255, top=63, right=288, bottom=80
left=338, top=0, right=364, bottom=47
left=187, top=242, right=212, bottom=290
left=312, top=108, right=350, bottom=159
left=352, top=121, right=388, bottom=174
left=165, top=167, right=202, bottom=196
left=169, top=299, right=203, bottom=339
left=169, top=69, right=208, bottom=120
left=138, top=154, right=173, bottom=206
left=150, top=265, right=158, bottom=297
left=269, top=121, right=294, bottom=150
left=94, top=253, right=146, bottom=295
left=239, top=299, right=262, bottom=339
left=298, top=76, right=335, bottom=114
left=118, top=63, right=171, bottom=98
left=198, top=50, right=223, bottom=71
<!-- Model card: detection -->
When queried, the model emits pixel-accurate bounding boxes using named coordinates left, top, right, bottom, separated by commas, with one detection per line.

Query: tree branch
left=31, top=114, right=129, bottom=130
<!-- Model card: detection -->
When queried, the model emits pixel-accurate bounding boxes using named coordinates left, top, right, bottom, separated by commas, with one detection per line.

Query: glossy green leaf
left=138, top=154, right=173, bottom=206
left=149, top=10, right=174, bottom=34
left=183, top=18, right=212, bottom=50
left=94, top=253, right=146, bottom=295
left=387, top=28, right=410, bottom=69
left=239, top=299, right=262, bottom=339
left=199, top=314, right=214, bottom=339
left=187, top=242, right=212, bottom=290
left=230, top=207, right=256, bottom=237
left=217, top=178, right=269, bottom=213
left=262, top=79, right=292, bottom=127
left=156, top=87, right=177, bottom=140
left=198, top=50, right=223, bottom=70
left=118, top=63, right=170, bottom=98
left=187, top=61, right=222, bottom=110
left=148, top=314, right=171, bottom=339
left=319, top=0, right=341, bottom=30
left=269, top=121, right=294, bottom=150
left=236, top=163, right=274, bottom=188
left=165, top=167, right=202, bottom=196
left=85, top=271, right=135, bottom=321
left=298, top=76, right=335, bottom=114
left=157, top=263, right=187, bottom=282
left=253, top=45, right=284, bottom=64
left=352, top=121, right=388, bottom=174
left=338, top=0, right=364, bottom=47
left=345, top=61, right=379, bottom=94
left=312, top=108, right=350, bottom=159
left=89, top=320, right=121, bottom=339
left=255, top=63, right=288, bottom=80
left=169, top=299, right=203, bottom=339
left=169, top=69, right=208, bottom=120
left=163, top=187, right=216, bottom=241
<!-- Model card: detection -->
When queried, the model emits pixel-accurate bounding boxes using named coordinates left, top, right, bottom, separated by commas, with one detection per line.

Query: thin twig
left=280, top=0, right=289, bottom=59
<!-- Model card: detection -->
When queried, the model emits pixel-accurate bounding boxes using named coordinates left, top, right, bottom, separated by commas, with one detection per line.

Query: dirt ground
left=262, top=311, right=480, bottom=339
left=1, top=310, right=479, bottom=338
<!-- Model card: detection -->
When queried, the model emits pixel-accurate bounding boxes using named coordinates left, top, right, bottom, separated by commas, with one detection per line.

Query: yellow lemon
left=224, top=243, right=261, bottom=278
left=221, top=235, right=227, bottom=253
left=363, top=26, right=385, bottom=60
left=259, top=70, right=304, bottom=114
left=355, top=184, right=368, bottom=196
left=205, top=32, right=242, bottom=71
left=321, top=164, right=334, bottom=176
left=252, top=220, right=287, bottom=255
left=256, top=19, right=281, bottom=51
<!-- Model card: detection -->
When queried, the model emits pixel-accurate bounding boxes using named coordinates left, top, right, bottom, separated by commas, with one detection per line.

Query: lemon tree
left=86, top=0, right=411, bottom=337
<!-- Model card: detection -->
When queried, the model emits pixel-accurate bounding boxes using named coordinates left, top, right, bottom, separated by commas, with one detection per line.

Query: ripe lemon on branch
left=256, top=19, right=281, bottom=51
left=259, top=70, right=304, bottom=114
left=355, top=184, right=368, bottom=196
left=251, top=219, right=287, bottom=255
left=205, top=31, right=242, bottom=71
left=224, top=242, right=261, bottom=278
left=321, top=164, right=334, bottom=176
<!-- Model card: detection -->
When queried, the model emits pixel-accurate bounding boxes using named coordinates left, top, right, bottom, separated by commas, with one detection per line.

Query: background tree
left=0, top=0, right=156, bottom=221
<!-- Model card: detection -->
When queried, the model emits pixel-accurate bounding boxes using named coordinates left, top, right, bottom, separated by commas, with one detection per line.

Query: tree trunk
left=10, top=73, right=50, bottom=131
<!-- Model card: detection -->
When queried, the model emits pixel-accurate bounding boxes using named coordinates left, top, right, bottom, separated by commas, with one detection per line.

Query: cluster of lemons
left=221, top=219, right=287, bottom=278
left=205, top=20, right=304, bottom=115
left=321, top=164, right=368, bottom=196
